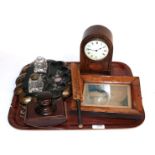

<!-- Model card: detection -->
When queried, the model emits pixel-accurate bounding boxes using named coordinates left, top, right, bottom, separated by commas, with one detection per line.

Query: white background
left=0, top=0, right=155, bottom=155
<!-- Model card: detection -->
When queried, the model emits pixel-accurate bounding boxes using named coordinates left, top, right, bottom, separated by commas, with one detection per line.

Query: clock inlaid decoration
left=8, top=25, right=145, bottom=130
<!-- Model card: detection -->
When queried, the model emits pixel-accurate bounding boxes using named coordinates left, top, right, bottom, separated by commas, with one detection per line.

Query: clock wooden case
left=80, top=25, right=113, bottom=74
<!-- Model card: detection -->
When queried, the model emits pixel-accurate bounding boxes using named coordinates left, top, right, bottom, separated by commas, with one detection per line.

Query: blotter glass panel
left=82, top=83, right=132, bottom=108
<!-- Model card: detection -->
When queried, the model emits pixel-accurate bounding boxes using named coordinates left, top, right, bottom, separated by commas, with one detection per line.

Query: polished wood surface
left=80, top=25, right=113, bottom=74
left=71, top=74, right=143, bottom=115
left=8, top=61, right=145, bottom=129
left=25, top=97, right=67, bottom=128
left=71, top=63, right=83, bottom=101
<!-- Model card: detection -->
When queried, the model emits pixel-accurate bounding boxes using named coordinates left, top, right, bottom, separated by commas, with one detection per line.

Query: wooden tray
left=8, top=61, right=145, bottom=130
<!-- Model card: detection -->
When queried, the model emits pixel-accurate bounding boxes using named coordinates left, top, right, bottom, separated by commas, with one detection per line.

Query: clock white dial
left=84, top=39, right=109, bottom=61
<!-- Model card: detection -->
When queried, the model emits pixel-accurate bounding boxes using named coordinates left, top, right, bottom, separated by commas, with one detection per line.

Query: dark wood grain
left=80, top=25, right=113, bottom=74
left=71, top=63, right=83, bottom=100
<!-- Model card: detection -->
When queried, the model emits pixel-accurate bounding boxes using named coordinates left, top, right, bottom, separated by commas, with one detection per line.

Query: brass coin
left=20, top=96, right=32, bottom=105
left=15, top=83, right=23, bottom=89
left=19, top=73, right=26, bottom=78
left=14, top=87, right=24, bottom=95
left=21, top=64, right=30, bottom=73
left=15, top=73, right=26, bottom=84
left=62, top=87, right=70, bottom=97
left=16, top=77, right=24, bottom=85
left=30, top=73, right=39, bottom=80
left=16, top=78, right=22, bottom=85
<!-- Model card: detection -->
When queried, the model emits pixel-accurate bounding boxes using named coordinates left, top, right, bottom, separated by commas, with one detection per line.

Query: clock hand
left=86, top=48, right=95, bottom=51
left=97, top=46, right=105, bottom=51
left=93, top=48, right=102, bottom=52
left=87, top=47, right=105, bottom=52
left=87, top=48, right=100, bottom=52
left=94, top=46, right=106, bottom=52
left=98, top=47, right=103, bottom=50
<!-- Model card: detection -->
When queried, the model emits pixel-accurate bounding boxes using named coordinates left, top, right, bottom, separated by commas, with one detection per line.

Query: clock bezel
left=84, top=38, right=109, bottom=61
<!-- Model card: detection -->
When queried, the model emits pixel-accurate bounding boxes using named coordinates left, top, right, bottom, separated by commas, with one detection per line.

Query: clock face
left=84, top=39, right=109, bottom=61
